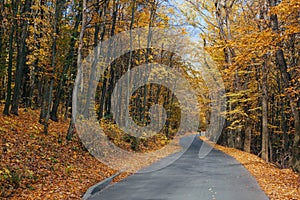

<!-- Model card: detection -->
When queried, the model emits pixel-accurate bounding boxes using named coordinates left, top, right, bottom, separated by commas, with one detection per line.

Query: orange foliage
left=0, top=106, right=116, bottom=199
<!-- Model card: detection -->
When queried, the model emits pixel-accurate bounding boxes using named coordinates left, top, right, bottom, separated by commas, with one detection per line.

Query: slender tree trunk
left=0, top=0, right=4, bottom=100
left=87, top=0, right=109, bottom=119
left=3, top=1, right=16, bottom=115
left=33, top=0, right=45, bottom=109
left=104, top=0, right=119, bottom=117
left=39, top=77, right=48, bottom=122
left=64, top=85, right=72, bottom=120
left=51, top=12, right=80, bottom=121
left=11, top=0, right=31, bottom=115
left=99, top=71, right=108, bottom=119
left=83, top=20, right=101, bottom=117
left=244, top=125, right=251, bottom=153
left=124, top=0, right=136, bottom=127
left=141, top=0, right=157, bottom=125
left=261, top=55, right=269, bottom=162
left=215, top=0, right=237, bottom=146
left=40, top=0, right=64, bottom=133
left=67, top=0, right=86, bottom=140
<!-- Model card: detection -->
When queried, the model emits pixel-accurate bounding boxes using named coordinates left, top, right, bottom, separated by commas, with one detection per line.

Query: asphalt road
left=87, top=136, right=269, bottom=200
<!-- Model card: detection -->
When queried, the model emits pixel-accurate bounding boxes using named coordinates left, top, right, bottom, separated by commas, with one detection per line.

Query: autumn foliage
left=0, top=106, right=117, bottom=199
left=0, top=0, right=299, bottom=199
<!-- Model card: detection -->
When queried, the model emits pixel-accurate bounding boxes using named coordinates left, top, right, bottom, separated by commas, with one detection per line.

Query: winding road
left=87, top=136, right=269, bottom=200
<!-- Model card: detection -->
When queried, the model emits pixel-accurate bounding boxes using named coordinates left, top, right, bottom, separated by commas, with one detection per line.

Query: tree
left=11, top=0, right=32, bottom=115
left=178, top=0, right=299, bottom=170
left=3, top=0, right=17, bottom=115
left=67, top=0, right=86, bottom=140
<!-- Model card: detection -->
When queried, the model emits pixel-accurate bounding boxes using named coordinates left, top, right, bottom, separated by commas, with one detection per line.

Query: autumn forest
left=0, top=0, right=299, bottom=199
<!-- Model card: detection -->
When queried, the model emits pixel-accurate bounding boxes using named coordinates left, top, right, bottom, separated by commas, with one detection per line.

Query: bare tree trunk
left=244, top=126, right=251, bottom=153
left=141, top=0, right=157, bottom=125
left=3, top=1, right=16, bottom=115
left=51, top=11, right=81, bottom=121
left=124, top=0, right=136, bottom=127
left=104, top=0, right=119, bottom=117
left=261, top=55, right=269, bottom=162
left=40, top=0, right=64, bottom=134
left=11, top=0, right=31, bottom=115
left=67, top=0, right=86, bottom=140
left=92, top=0, right=110, bottom=119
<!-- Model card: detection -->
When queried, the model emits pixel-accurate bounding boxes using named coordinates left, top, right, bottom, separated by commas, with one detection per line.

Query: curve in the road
left=87, top=136, right=269, bottom=200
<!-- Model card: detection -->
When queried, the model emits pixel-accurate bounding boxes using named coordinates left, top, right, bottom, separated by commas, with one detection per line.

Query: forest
left=0, top=0, right=299, bottom=198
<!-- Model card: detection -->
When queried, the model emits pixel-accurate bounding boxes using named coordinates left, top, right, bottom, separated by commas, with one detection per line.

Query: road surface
left=87, top=136, right=269, bottom=200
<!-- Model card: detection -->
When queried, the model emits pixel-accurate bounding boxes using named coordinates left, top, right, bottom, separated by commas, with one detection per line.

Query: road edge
left=82, top=172, right=121, bottom=200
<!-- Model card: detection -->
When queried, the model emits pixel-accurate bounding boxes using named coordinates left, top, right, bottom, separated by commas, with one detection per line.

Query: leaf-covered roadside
left=0, top=105, right=182, bottom=199
left=213, top=142, right=300, bottom=200
left=0, top=106, right=117, bottom=199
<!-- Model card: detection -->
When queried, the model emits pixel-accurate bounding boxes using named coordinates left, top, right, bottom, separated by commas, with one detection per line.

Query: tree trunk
left=67, top=0, right=86, bottom=140
left=3, top=2, right=16, bottom=115
left=261, top=56, right=269, bottom=162
left=40, top=0, right=64, bottom=133
left=51, top=11, right=80, bottom=121
left=66, top=119, right=75, bottom=141
left=11, top=0, right=31, bottom=115
left=104, top=0, right=119, bottom=117
left=84, top=0, right=110, bottom=118
left=244, top=125, right=251, bottom=153
left=276, top=49, right=300, bottom=172
left=141, top=0, right=157, bottom=125
left=268, top=0, right=300, bottom=172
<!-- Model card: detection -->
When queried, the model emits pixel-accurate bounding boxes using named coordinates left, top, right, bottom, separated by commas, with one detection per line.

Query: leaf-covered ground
left=2, top=106, right=298, bottom=199
left=201, top=137, right=300, bottom=200
left=0, top=107, right=119, bottom=199
left=0, top=106, right=180, bottom=199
